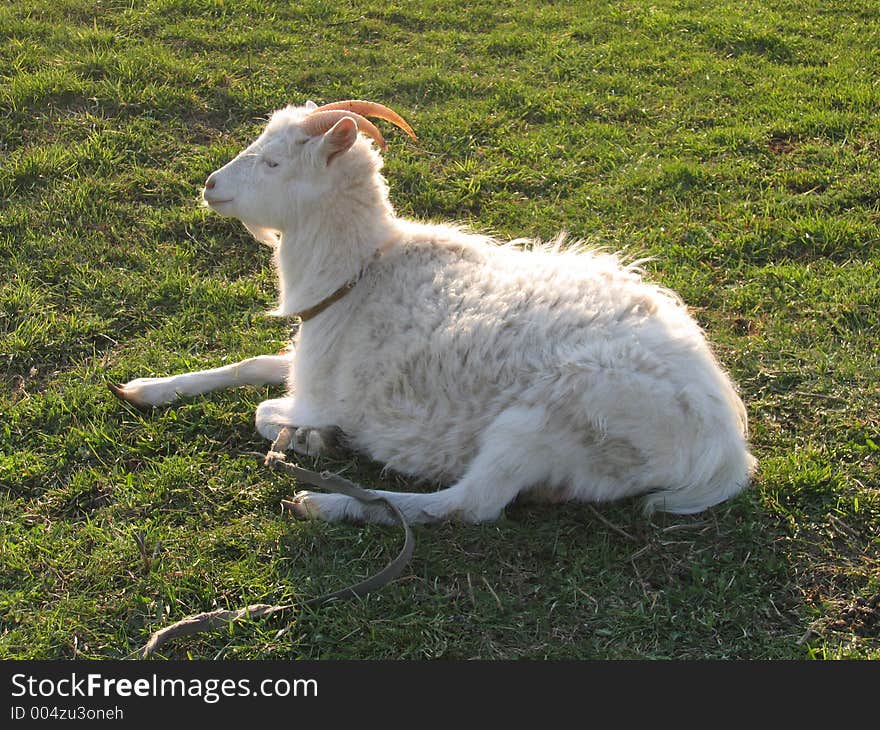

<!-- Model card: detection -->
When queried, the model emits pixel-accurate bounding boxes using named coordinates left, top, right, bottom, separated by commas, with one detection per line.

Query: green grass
left=1, top=0, right=878, bottom=660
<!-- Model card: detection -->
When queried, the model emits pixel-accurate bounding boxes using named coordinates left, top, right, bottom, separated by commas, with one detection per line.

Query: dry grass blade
left=586, top=505, right=638, bottom=542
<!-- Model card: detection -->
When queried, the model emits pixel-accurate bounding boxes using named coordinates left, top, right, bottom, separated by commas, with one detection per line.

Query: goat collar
left=292, top=245, right=390, bottom=323
left=294, top=279, right=359, bottom=322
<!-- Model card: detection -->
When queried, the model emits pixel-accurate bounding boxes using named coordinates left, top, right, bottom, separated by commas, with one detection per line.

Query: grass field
left=1, top=0, right=878, bottom=660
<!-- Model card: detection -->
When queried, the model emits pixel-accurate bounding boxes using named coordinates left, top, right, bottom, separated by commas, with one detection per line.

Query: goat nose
left=205, top=175, right=216, bottom=190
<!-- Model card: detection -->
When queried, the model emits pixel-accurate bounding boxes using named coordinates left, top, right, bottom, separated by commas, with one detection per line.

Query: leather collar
left=292, top=246, right=389, bottom=322
left=294, top=279, right=359, bottom=322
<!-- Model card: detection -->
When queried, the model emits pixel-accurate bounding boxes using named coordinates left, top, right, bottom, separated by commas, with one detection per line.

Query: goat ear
left=318, top=116, right=358, bottom=166
left=243, top=222, right=281, bottom=247
left=304, top=100, right=317, bottom=110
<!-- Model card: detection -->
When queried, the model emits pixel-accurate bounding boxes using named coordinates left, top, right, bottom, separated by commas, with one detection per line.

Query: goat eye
left=263, top=158, right=280, bottom=168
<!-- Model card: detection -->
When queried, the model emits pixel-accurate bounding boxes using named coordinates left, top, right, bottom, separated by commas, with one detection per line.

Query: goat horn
left=313, top=100, right=417, bottom=141
left=301, top=110, right=388, bottom=150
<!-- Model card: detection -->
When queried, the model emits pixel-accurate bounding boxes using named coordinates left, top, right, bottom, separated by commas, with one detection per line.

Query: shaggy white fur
left=114, top=101, right=757, bottom=523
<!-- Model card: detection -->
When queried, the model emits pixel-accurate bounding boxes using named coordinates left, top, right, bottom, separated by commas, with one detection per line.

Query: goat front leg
left=110, top=353, right=291, bottom=409
left=255, top=398, right=343, bottom=458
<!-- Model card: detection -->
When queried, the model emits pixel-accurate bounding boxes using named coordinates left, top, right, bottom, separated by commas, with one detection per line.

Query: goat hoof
left=292, top=426, right=337, bottom=457
left=292, top=426, right=345, bottom=457
left=107, top=381, right=152, bottom=413
left=284, top=493, right=320, bottom=520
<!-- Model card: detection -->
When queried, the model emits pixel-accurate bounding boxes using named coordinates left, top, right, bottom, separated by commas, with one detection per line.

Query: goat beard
left=243, top=222, right=281, bottom=247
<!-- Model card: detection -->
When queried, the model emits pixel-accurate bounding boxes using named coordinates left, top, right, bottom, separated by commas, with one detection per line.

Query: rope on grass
left=138, top=427, right=415, bottom=659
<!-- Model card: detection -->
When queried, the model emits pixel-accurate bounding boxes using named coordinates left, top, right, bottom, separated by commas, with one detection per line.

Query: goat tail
left=640, top=438, right=757, bottom=515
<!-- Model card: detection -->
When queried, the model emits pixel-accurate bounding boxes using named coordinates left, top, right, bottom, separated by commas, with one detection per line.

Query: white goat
left=111, top=99, right=757, bottom=524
